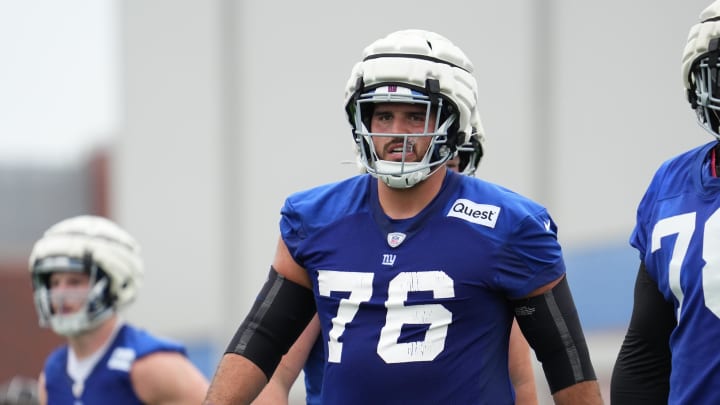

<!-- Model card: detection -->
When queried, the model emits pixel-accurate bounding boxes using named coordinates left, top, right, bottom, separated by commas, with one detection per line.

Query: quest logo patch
left=447, top=199, right=501, bottom=228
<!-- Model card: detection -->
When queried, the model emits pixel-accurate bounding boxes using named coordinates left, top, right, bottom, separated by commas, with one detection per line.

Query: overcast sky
left=0, top=0, right=117, bottom=166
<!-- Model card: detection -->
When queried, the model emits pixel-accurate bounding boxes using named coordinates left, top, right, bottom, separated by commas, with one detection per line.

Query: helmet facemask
left=32, top=254, right=115, bottom=337
left=689, top=41, right=720, bottom=140
left=350, top=83, right=459, bottom=188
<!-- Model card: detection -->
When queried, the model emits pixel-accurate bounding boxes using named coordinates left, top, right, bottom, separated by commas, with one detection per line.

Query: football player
left=254, top=130, right=539, bottom=405
left=30, top=215, right=208, bottom=404
left=611, top=1, right=720, bottom=403
left=205, top=29, right=601, bottom=405
left=0, top=376, right=39, bottom=405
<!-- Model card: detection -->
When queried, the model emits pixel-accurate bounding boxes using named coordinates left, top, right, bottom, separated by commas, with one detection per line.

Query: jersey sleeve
left=630, top=162, right=667, bottom=260
left=120, top=325, right=187, bottom=359
left=279, top=196, right=305, bottom=261
left=497, top=208, right=566, bottom=299
left=279, top=176, right=370, bottom=266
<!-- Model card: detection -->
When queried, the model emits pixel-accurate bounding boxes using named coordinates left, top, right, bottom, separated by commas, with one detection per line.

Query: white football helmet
left=344, top=29, right=484, bottom=188
left=682, top=0, right=720, bottom=139
left=29, top=215, right=144, bottom=336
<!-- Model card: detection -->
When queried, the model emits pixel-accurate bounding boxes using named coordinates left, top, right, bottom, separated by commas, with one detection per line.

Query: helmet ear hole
left=93, top=266, right=116, bottom=307
left=457, top=132, right=484, bottom=176
left=455, top=131, right=465, bottom=148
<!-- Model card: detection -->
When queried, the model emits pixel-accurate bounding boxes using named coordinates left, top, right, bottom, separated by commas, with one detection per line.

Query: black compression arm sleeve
left=610, top=262, right=676, bottom=405
left=225, top=267, right=316, bottom=380
left=511, top=276, right=596, bottom=393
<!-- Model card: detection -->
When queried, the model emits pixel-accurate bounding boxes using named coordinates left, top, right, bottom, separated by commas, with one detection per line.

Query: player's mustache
left=383, top=137, right=417, bottom=155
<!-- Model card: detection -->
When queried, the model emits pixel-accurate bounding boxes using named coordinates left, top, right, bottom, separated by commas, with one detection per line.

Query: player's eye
left=408, top=113, right=426, bottom=123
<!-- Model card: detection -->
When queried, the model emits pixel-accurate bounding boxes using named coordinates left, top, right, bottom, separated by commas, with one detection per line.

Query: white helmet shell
left=345, top=29, right=482, bottom=138
left=682, top=1, right=720, bottom=89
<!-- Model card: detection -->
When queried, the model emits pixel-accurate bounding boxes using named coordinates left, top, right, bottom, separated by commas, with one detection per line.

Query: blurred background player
left=255, top=131, right=539, bottom=405
left=29, top=215, right=208, bottom=404
left=611, top=1, right=720, bottom=403
left=0, top=376, right=39, bottom=405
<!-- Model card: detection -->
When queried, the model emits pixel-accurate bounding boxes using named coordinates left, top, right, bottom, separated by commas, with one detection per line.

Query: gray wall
left=116, top=0, right=713, bottom=400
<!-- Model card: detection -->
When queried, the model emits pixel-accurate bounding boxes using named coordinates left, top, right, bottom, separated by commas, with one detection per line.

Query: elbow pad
left=511, top=276, right=596, bottom=393
left=225, top=267, right=316, bottom=379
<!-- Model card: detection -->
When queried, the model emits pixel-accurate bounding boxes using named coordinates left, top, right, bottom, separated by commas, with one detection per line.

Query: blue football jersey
left=302, top=337, right=324, bottom=405
left=280, top=170, right=566, bottom=404
left=43, top=323, right=186, bottom=405
left=631, top=141, right=720, bottom=404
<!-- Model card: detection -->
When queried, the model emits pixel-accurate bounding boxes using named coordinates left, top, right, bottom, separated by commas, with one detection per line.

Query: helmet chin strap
left=375, top=161, right=431, bottom=188
left=375, top=150, right=452, bottom=189
left=49, top=308, right=113, bottom=337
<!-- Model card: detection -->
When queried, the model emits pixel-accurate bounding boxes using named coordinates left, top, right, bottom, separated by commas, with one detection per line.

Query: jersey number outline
left=651, top=209, right=720, bottom=318
left=317, top=270, right=454, bottom=364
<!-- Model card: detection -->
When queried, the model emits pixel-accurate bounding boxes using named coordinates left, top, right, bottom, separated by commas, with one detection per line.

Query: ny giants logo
left=382, top=254, right=396, bottom=266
